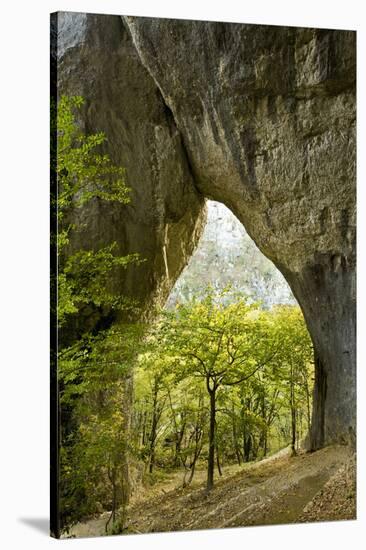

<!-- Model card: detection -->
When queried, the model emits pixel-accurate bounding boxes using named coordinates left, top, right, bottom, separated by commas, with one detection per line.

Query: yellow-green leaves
left=56, top=95, right=130, bottom=217
left=54, top=96, right=142, bottom=326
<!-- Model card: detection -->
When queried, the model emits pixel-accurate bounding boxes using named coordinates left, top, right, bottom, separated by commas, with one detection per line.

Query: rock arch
left=55, top=12, right=356, bottom=449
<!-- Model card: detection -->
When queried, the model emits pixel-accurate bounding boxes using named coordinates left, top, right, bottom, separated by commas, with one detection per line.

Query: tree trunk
left=263, top=431, right=268, bottom=457
left=259, top=393, right=268, bottom=457
left=243, top=432, right=252, bottom=462
left=235, top=447, right=242, bottom=466
left=216, top=442, right=222, bottom=476
left=187, top=462, right=196, bottom=485
left=231, top=404, right=242, bottom=465
left=141, top=409, right=147, bottom=446
left=290, top=365, right=297, bottom=456
left=302, top=371, right=312, bottom=432
left=168, top=390, right=185, bottom=467
left=149, top=384, right=159, bottom=474
left=174, top=420, right=186, bottom=467
left=291, top=407, right=296, bottom=455
left=241, top=397, right=251, bottom=462
left=207, top=388, right=216, bottom=491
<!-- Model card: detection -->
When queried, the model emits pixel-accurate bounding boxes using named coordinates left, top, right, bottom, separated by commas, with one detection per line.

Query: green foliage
left=160, top=287, right=279, bottom=387
left=59, top=323, right=145, bottom=532
left=54, top=95, right=141, bottom=327
left=56, top=96, right=129, bottom=216
left=54, top=96, right=142, bottom=532
left=133, top=288, right=313, bottom=489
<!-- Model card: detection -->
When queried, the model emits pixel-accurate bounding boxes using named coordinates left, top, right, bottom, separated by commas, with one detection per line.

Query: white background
left=0, top=0, right=364, bottom=547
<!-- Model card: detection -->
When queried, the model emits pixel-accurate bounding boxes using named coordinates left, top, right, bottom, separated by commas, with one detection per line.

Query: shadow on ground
left=18, top=517, right=49, bottom=536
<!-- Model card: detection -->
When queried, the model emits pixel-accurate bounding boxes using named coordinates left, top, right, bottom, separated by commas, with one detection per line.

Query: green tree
left=59, top=324, right=142, bottom=533
left=53, top=95, right=140, bottom=327
left=135, top=352, right=172, bottom=474
left=160, top=288, right=280, bottom=491
left=271, top=306, right=313, bottom=454
left=53, top=96, right=142, bottom=533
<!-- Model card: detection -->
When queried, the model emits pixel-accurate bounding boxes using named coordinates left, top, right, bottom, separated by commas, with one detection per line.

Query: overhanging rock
left=56, top=12, right=356, bottom=448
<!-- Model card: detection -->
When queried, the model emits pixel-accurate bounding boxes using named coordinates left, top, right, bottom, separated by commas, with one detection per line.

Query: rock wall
left=56, top=12, right=356, bottom=448
left=56, top=12, right=206, bottom=323
left=124, top=17, right=356, bottom=448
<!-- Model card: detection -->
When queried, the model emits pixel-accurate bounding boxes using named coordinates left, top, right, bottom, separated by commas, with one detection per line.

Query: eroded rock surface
left=55, top=12, right=206, bottom=323
left=124, top=17, right=356, bottom=448
left=55, top=12, right=356, bottom=448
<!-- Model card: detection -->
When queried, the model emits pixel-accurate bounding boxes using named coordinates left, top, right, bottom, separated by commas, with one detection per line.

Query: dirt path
left=68, top=445, right=355, bottom=538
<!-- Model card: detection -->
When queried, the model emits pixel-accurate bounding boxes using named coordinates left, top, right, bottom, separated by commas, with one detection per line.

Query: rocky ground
left=66, top=445, right=356, bottom=538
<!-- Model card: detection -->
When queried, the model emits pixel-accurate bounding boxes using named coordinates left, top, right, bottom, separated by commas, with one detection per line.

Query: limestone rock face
left=124, top=18, right=356, bottom=448
left=125, top=19, right=355, bottom=272
left=56, top=12, right=206, bottom=320
left=56, top=13, right=356, bottom=448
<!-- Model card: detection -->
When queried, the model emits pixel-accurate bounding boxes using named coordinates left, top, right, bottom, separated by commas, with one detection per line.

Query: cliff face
left=56, top=13, right=356, bottom=448
left=56, top=13, right=206, bottom=319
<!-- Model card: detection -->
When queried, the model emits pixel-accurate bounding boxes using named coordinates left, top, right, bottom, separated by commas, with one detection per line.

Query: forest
left=53, top=96, right=348, bottom=538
